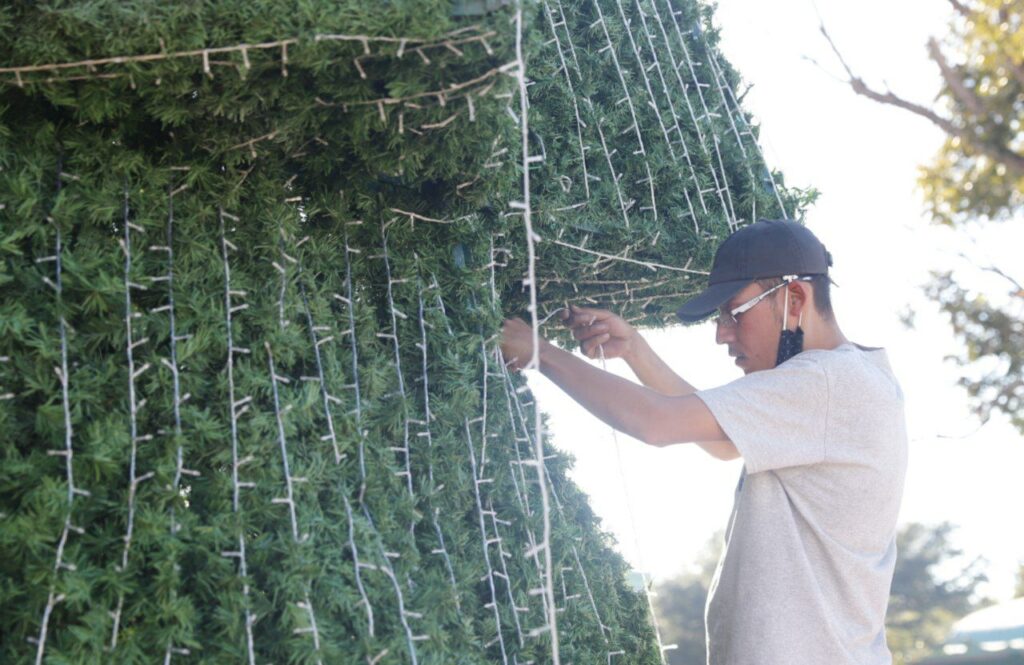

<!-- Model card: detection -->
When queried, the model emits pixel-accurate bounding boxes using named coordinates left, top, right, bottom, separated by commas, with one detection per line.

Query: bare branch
left=954, top=246, right=1024, bottom=296
left=982, top=265, right=1024, bottom=297
left=817, top=22, right=1024, bottom=178
left=947, top=0, right=973, bottom=19
left=926, top=38, right=986, bottom=116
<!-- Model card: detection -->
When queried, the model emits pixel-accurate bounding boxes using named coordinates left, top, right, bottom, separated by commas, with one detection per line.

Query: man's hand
left=500, top=318, right=552, bottom=371
left=561, top=304, right=639, bottom=361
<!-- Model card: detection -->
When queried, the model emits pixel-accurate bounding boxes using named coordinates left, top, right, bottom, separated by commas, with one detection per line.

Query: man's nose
left=715, top=320, right=735, bottom=345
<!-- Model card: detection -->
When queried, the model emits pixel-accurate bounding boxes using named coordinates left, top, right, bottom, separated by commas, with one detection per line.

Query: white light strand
left=314, top=63, right=513, bottom=115
left=1, top=27, right=496, bottom=86
left=592, top=0, right=659, bottom=224
left=0, top=355, right=11, bottom=401
left=554, top=0, right=582, bottom=77
left=547, top=237, right=707, bottom=274
left=712, top=133, right=739, bottom=231
left=298, top=281, right=344, bottom=464
left=543, top=1, right=591, bottom=200
left=342, top=495, right=375, bottom=636
left=478, top=339, right=492, bottom=475
left=514, top=7, right=559, bottom=662
left=265, top=340, right=323, bottom=663
left=594, top=351, right=672, bottom=664
left=496, top=358, right=553, bottom=627
left=341, top=218, right=424, bottom=664
left=571, top=544, right=611, bottom=641
left=481, top=341, right=526, bottom=646
left=495, top=355, right=533, bottom=518
left=646, top=1, right=709, bottom=217
left=110, top=186, right=155, bottom=651
left=465, top=417, right=510, bottom=664
left=268, top=216, right=326, bottom=665
left=488, top=498, right=527, bottom=647
left=633, top=0, right=701, bottom=229
left=592, top=0, right=647, bottom=160
left=594, top=119, right=633, bottom=227
left=158, top=181, right=196, bottom=532
left=614, top=0, right=675, bottom=166
left=377, top=220, right=415, bottom=505
left=356, top=503, right=424, bottom=665
left=663, top=3, right=737, bottom=229
left=337, top=227, right=367, bottom=500
left=219, top=209, right=257, bottom=665
left=417, top=281, right=461, bottom=612
left=296, top=590, right=323, bottom=664
left=33, top=210, right=89, bottom=665
left=158, top=179, right=197, bottom=664
left=500, top=358, right=546, bottom=516
left=374, top=540, right=424, bottom=665
left=509, top=390, right=564, bottom=514
left=266, top=341, right=302, bottom=543
left=275, top=230, right=293, bottom=329
left=704, top=48, right=790, bottom=218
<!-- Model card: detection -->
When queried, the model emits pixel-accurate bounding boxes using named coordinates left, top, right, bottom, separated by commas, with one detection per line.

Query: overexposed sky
left=529, top=0, right=1024, bottom=600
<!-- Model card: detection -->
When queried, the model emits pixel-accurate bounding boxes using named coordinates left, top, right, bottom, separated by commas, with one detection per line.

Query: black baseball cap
left=675, top=219, right=833, bottom=323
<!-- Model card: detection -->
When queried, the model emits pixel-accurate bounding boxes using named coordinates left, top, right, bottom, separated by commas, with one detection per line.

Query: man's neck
left=804, top=318, right=849, bottom=351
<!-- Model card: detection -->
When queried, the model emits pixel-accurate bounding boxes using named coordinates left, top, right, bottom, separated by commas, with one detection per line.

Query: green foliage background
left=0, top=1, right=805, bottom=662
left=909, top=0, right=1023, bottom=434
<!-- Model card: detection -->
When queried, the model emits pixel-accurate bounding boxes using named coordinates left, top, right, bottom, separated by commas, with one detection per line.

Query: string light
left=513, top=6, right=560, bottom=663
left=110, top=186, right=156, bottom=651
left=31, top=177, right=90, bottom=664
left=219, top=209, right=257, bottom=665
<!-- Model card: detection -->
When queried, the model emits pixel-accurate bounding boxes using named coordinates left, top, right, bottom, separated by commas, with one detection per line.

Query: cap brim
left=675, top=279, right=752, bottom=323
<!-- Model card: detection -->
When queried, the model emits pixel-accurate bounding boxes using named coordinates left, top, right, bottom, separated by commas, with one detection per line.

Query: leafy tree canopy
left=826, top=0, right=1024, bottom=434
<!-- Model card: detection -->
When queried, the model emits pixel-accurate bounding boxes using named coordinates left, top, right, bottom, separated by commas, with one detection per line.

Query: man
left=500, top=219, right=908, bottom=664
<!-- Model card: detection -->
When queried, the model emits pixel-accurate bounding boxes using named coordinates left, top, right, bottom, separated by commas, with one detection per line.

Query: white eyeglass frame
left=716, top=275, right=811, bottom=328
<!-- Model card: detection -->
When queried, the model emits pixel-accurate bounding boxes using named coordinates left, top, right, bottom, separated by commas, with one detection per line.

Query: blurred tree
left=1016, top=564, right=1024, bottom=597
left=824, top=0, right=1024, bottom=433
left=887, top=522, right=990, bottom=665
left=654, top=533, right=722, bottom=665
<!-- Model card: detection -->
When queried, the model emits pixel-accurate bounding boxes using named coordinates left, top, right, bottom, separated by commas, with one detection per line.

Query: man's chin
left=736, top=357, right=765, bottom=374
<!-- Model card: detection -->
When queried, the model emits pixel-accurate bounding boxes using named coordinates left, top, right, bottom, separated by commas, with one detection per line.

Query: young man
left=500, top=220, right=908, bottom=665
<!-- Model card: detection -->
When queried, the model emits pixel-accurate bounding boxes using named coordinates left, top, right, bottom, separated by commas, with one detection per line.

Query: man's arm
left=502, top=318, right=739, bottom=459
left=623, top=333, right=697, bottom=396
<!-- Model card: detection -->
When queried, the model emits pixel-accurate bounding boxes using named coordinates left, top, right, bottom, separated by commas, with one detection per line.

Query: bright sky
left=528, top=0, right=1024, bottom=601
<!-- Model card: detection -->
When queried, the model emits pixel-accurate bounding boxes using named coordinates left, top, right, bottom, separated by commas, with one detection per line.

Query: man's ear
left=787, top=281, right=809, bottom=322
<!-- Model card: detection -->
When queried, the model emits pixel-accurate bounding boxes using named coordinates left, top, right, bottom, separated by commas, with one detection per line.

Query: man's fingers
left=582, top=333, right=611, bottom=358
left=565, top=304, right=611, bottom=325
left=571, top=322, right=608, bottom=342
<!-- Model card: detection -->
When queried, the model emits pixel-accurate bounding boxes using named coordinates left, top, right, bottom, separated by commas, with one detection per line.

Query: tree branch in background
left=955, top=251, right=1024, bottom=296
left=817, top=22, right=1024, bottom=178
left=925, top=38, right=986, bottom=117
left=947, top=0, right=972, bottom=19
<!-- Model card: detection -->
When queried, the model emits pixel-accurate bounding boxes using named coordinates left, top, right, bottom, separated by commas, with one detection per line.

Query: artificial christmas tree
left=0, top=2, right=806, bottom=663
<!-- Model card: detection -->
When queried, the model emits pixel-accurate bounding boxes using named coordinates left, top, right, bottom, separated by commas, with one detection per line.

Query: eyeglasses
left=715, top=275, right=811, bottom=328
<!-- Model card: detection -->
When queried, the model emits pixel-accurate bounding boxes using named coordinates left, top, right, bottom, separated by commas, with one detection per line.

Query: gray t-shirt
left=695, top=343, right=908, bottom=665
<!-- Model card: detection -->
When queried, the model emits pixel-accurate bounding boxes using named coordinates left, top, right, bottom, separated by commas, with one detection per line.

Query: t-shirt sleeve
left=695, top=355, right=829, bottom=474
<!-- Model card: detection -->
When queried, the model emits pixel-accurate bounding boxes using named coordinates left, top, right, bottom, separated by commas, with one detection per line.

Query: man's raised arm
left=500, top=316, right=739, bottom=459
